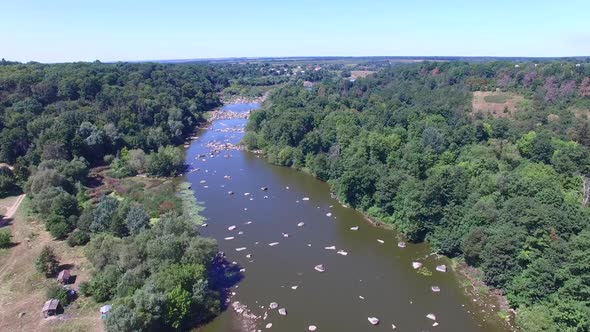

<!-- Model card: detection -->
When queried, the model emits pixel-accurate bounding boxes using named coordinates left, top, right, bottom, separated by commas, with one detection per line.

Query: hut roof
left=57, top=270, right=70, bottom=280
left=43, top=299, right=59, bottom=311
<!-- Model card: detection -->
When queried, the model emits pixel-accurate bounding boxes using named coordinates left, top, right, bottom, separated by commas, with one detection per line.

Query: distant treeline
left=246, top=61, right=590, bottom=331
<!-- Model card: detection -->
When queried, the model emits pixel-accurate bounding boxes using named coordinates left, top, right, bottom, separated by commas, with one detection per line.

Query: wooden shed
left=42, top=299, right=60, bottom=317
left=57, top=270, right=71, bottom=284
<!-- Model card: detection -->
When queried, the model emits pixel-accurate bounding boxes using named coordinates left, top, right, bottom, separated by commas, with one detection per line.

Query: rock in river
left=278, top=308, right=287, bottom=316
left=308, top=326, right=317, bottom=331
left=427, top=313, right=437, bottom=321
left=314, top=264, right=325, bottom=272
left=350, top=226, right=359, bottom=231
left=269, top=302, right=278, bottom=309
left=412, top=262, right=423, bottom=269
left=436, top=265, right=447, bottom=272
left=368, top=317, right=380, bottom=325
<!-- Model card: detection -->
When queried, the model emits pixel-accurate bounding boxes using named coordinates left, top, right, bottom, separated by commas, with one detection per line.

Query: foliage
left=35, top=246, right=59, bottom=277
left=46, top=283, right=72, bottom=307
left=67, top=230, right=90, bottom=247
left=0, top=230, right=11, bottom=248
left=248, top=60, right=590, bottom=331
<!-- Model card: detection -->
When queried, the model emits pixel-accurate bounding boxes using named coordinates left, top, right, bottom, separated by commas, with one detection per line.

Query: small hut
left=100, top=305, right=112, bottom=319
left=57, top=270, right=71, bottom=284
left=42, top=299, right=60, bottom=317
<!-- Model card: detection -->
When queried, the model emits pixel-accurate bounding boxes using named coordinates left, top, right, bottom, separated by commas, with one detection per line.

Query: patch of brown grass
left=472, top=91, right=525, bottom=118
left=350, top=70, right=376, bottom=79
left=0, top=199, right=102, bottom=332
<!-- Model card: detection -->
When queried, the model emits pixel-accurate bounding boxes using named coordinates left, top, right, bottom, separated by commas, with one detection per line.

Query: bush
left=46, top=283, right=72, bottom=306
left=79, top=281, right=92, bottom=297
left=35, top=246, right=59, bottom=277
left=0, top=230, right=11, bottom=248
left=48, top=221, right=71, bottom=240
left=67, top=230, right=90, bottom=247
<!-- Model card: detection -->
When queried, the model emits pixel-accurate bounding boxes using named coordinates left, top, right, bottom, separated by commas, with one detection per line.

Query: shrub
left=0, top=230, right=11, bottom=248
left=79, top=281, right=92, bottom=297
left=46, top=283, right=71, bottom=306
left=67, top=230, right=90, bottom=247
left=35, top=246, right=59, bottom=277
left=48, top=221, right=71, bottom=240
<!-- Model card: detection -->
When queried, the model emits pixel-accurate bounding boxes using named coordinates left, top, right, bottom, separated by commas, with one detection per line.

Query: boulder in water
left=308, top=326, right=317, bottom=331
left=314, top=264, right=325, bottom=272
left=278, top=308, right=287, bottom=316
left=412, top=262, right=423, bottom=269
left=350, top=226, right=359, bottom=231
left=431, top=286, right=441, bottom=292
left=426, top=313, right=437, bottom=321
left=269, top=302, right=278, bottom=309
left=297, top=222, right=305, bottom=227
left=228, top=225, right=236, bottom=231
left=436, top=265, right=447, bottom=272
left=397, top=242, right=406, bottom=248
left=368, top=317, right=380, bottom=325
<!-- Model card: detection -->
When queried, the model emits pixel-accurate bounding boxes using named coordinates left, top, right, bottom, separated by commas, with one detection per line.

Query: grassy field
left=0, top=198, right=102, bottom=332
left=472, top=91, right=525, bottom=118
left=483, top=93, right=512, bottom=104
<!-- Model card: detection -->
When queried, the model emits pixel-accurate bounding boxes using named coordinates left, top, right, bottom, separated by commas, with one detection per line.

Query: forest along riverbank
left=188, top=103, right=513, bottom=332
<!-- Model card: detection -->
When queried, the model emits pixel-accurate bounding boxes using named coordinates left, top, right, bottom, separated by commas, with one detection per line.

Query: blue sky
left=2, top=0, right=589, bottom=62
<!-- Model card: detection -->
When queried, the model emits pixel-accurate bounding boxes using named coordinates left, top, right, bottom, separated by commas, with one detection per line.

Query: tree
left=125, top=205, right=150, bottom=236
left=0, top=167, right=19, bottom=198
left=165, top=286, right=192, bottom=329
left=91, top=196, right=120, bottom=233
left=35, top=246, right=59, bottom=277
left=146, top=146, right=185, bottom=177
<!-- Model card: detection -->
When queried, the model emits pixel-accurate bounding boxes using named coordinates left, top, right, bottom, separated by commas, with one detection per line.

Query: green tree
left=35, top=246, right=59, bottom=277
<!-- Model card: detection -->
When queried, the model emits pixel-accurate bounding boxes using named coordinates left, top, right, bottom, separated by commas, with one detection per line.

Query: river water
left=188, top=103, right=510, bottom=332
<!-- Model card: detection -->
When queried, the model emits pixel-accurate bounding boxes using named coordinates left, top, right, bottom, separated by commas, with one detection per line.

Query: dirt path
left=4, top=194, right=25, bottom=219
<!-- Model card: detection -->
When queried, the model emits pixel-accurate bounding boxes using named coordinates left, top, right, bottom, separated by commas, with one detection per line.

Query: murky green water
left=188, top=103, right=510, bottom=332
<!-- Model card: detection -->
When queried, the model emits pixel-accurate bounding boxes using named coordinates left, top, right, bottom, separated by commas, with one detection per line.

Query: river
left=187, top=103, right=511, bottom=332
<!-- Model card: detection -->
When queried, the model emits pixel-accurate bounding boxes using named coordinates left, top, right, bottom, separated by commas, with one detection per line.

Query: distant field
left=350, top=70, right=376, bottom=79
left=472, top=91, right=525, bottom=118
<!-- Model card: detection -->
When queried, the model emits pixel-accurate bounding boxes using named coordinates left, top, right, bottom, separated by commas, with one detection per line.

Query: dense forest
left=0, top=61, right=244, bottom=330
left=245, top=61, right=590, bottom=331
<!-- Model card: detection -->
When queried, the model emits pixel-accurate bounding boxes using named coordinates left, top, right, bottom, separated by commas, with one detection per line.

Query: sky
left=1, top=0, right=589, bottom=63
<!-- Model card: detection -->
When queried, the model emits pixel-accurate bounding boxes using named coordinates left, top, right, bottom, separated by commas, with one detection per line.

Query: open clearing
left=350, top=70, right=376, bottom=79
left=0, top=198, right=102, bottom=332
left=472, top=91, right=525, bottom=118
